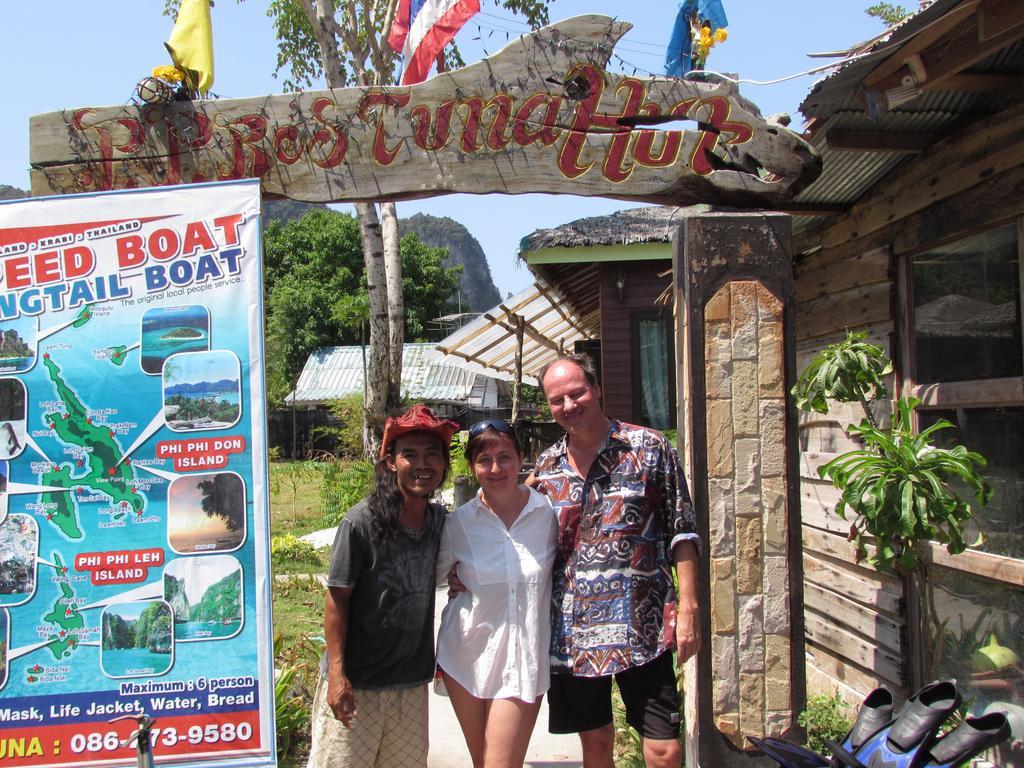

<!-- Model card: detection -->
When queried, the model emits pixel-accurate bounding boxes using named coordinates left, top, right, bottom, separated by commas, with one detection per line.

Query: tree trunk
left=300, top=0, right=403, bottom=458
left=356, top=201, right=391, bottom=457
left=380, top=201, right=404, bottom=414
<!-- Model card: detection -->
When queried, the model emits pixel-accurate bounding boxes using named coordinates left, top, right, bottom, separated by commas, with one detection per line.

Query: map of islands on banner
left=0, top=180, right=274, bottom=768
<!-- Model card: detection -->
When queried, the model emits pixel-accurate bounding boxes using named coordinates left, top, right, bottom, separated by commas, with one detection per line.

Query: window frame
left=630, top=309, right=676, bottom=430
left=899, top=215, right=1024, bottom=690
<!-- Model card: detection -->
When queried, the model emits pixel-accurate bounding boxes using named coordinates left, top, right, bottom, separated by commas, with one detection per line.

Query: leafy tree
left=165, top=0, right=552, bottom=452
left=263, top=0, right=551, bottom=453
left=866, top=3, right=910, bottom=25
left=263, top=210, right=461, bottom=406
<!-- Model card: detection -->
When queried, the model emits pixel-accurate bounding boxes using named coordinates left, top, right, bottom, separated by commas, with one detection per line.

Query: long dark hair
left=368, top=434, right=451, bottom=548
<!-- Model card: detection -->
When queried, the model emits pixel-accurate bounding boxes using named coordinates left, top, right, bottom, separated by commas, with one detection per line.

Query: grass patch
left=270, top=461, right=327, bottom=538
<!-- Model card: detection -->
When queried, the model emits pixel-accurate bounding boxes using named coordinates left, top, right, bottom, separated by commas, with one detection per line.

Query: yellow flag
left=165, top=0, right=214, bottom=96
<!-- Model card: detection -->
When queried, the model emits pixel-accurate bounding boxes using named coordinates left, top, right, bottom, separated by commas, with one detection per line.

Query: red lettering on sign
left=412, top=100, right=455, bottom=151
left=358, top=92, right=410, bottom=166
left=309, top=98, right=348, bottom=169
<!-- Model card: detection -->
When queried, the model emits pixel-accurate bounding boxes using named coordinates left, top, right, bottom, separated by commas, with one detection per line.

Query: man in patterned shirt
left=532, top=354, right=701, bottom=768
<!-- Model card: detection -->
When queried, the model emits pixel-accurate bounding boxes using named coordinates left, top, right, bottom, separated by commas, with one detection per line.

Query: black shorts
left=547, top=652, right=681, bottom=740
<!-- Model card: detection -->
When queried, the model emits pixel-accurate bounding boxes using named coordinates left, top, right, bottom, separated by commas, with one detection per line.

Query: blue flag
left=665, top=0, right=728, bottom=77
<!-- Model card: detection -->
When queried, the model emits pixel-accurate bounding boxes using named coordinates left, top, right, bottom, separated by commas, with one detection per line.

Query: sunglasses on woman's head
left=468, top=419, right=514, bottom=438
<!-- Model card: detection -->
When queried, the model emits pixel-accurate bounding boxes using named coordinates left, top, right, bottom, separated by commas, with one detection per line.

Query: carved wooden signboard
left=30, top=15, right=821, bottom=207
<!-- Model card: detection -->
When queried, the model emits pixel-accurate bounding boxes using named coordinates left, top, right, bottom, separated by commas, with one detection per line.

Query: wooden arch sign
left=29, top=15, right=820, bottom=206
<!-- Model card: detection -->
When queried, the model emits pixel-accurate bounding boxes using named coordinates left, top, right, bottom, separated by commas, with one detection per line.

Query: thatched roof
left=519, top=205, right=711, bottom=254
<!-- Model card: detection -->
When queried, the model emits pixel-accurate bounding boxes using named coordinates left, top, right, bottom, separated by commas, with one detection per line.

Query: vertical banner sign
left=0, top=180, right=274, bottom=768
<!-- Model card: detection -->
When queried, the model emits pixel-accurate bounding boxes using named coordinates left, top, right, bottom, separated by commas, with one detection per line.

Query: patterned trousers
left=307, top=676, right=429, bottom=768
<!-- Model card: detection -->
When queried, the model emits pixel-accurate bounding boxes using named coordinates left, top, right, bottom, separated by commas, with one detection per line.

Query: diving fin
left=747, top=737, right=830, bottom=768
left=846, top=681, right=961, bottom=768
left=922, top=711, right=1011, bottom=768
left=845, top=686, right=894, bottom=751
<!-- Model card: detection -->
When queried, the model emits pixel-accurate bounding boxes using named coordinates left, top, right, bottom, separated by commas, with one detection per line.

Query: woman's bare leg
left=442, top=671, right=487, bottom=768
left=482, top=696, right=543, bottom=768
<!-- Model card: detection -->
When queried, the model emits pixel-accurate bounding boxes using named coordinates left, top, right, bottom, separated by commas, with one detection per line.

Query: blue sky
left=1, top=2, right=883, bottom=298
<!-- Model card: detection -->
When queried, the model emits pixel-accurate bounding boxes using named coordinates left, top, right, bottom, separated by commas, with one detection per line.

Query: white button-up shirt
left=435, top=486, right=558, bottom=702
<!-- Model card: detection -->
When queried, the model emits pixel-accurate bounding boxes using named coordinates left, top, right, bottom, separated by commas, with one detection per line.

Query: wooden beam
left=866, top=4, right=1024, bottom=94
left=923, top=73, right=1024, bottom=93
left=922, top=541, right=1024, bottom=587
left=862, top=1, right=981, bottom=90
left=773, top=202, right=847, bottom=216
left=825, top=130, right=934, bottom=154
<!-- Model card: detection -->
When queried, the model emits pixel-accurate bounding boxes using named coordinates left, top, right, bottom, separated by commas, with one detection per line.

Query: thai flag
left=388, top=0, right=481, bottom=85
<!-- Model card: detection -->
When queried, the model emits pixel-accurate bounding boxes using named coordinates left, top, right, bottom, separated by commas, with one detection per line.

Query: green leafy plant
left=794, top=331, right=990, bottom=573
left=270, top=460, right=319, bottom=524
left=319, top=457, right=374, bottom=528
left=792, top=331, right=891, bottom=417
left=799, top=693, right=853, bottom=755
left=449, top=431, right=471, bottom=484
left=271, top=534, right=320, bottom=569
left=612, top=682, right=646, bottom=768
left=273, top=633, right=319, bottom=760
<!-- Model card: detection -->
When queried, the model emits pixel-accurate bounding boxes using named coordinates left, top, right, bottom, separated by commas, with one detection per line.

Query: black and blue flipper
left=749, top=686, right=893, bottom=768
left=746, top=736, right=830, bottom=768
left=921, top=711, right=1011, bottom=768
left=838, top=681, right=961, bottom=768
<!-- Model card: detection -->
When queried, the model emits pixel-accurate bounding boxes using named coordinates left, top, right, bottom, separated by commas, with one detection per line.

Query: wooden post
left=675, top=212, right=804, bottom=767
left=511, top=315, right=525, bottom=423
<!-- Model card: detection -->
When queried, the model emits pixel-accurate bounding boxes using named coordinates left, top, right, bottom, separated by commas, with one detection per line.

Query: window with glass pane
left=912, top=224, right=1021, bottom=383
left=922, top=566, right=1024, bottom=766
left=634, top=314, right=675, bottom=430
left=918, top=407, right=1023, bottom=559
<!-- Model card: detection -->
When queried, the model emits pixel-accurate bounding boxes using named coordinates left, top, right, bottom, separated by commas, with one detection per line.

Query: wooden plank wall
left=598, top=260, right=674, bottom=424
left=791, top=101, right=1024, bottom=707
left=794, top=200, right=906, bottom=705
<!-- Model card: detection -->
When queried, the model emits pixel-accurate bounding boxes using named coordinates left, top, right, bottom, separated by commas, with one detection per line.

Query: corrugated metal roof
left=288, top=343, right=487, bottom=405
left=791, top=0, right=1024, bottom=238
left=431, top=276, right=594, bottom=384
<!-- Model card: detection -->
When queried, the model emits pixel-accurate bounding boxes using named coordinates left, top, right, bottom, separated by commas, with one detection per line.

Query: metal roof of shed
left=288, top=342, right=484, bottom=406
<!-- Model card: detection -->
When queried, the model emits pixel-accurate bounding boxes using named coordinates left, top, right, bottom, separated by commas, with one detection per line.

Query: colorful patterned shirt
left=532, top=420, right=701, bottom=677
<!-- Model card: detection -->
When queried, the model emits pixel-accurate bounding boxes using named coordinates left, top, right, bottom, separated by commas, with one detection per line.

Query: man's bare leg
left=578, top=724, right=614, bottom=768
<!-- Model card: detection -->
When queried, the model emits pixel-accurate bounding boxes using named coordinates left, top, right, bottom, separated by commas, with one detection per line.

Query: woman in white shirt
left=436, top=419, right=557, bottom=768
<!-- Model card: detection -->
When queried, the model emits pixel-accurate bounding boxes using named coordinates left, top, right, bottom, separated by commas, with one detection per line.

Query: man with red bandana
left=308, top=405, right=459, bottom=768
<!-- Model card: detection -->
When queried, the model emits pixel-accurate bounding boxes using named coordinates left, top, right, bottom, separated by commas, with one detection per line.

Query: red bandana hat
left=379, top=404, right=460, bottom=459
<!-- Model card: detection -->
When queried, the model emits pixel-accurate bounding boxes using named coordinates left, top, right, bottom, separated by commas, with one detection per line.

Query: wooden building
left=520, top=207, right=689, bottom=430
left=506, top=1, right=1024, bottom=750
left=781, top=0, right=1024, bottom=746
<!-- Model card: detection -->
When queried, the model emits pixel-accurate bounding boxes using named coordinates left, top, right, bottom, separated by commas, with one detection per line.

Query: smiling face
left=385, top=431, right=448, bottom=501
left=542, top=359, right=604, bottom=436
left=470, top=431, right=524, bottom=496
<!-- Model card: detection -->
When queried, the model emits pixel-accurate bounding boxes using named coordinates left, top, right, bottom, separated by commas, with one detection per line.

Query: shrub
left=271, top=534, right=319, bottom=568
left=320, top=458, right=374, bottom=527
left=274, top=633, right=320, bottom=760
left=799, top=693, right=852, bottom=755
left=319, top=394, right=365, bottom=458
left=793, top=331, right=990, bottom=573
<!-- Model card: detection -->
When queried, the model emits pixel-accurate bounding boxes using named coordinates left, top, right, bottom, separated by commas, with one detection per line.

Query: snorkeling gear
left=752, top=680, right=1011, bottom=768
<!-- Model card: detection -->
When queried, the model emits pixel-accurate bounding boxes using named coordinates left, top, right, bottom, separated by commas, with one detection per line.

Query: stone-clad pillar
left=675, top=213, right=803, bottom=768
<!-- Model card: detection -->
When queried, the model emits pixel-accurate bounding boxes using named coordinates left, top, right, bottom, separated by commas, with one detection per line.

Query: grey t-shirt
left=323, top=499, right=445, bottom=690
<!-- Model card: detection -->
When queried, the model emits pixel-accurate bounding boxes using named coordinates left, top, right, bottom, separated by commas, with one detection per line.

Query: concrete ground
left=428, top=587, right=583, bottom=768
left=301, top=529, right=582, bottom=767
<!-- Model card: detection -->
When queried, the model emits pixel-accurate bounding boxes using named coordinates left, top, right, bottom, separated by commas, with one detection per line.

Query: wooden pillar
left=675, top=212, right=805, bottom=767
